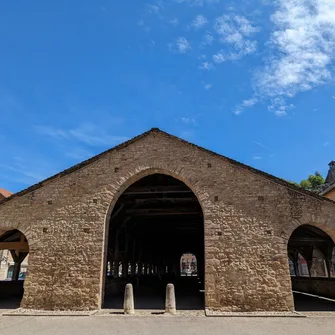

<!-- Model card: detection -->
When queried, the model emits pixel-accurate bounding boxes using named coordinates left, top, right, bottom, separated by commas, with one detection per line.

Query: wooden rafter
left=0, top=240, right=29, bottom=252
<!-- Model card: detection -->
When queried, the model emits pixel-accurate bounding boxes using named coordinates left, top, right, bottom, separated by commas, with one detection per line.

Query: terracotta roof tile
left=0, top=188, right=12, bottom=198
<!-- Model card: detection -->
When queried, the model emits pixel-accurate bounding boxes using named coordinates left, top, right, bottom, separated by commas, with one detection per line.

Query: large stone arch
left=99, top=165, right=210, bottom=308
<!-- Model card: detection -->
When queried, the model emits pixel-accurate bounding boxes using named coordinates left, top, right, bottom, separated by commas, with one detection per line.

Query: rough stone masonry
left=1, top=128, right=335, bottom=312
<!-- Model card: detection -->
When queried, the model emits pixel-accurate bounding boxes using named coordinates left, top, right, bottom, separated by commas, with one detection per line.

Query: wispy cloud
left=0, top=156, right=58, bottom=186
left=202, top=33, right=214, bottom=46
left=324, top=141, right=330, bottom=147
left=199, top=61, right=214, bottom=70
left=65, top=147, right=94, bottom=160
left=169, top=37, right=191, bottom=53
left=35, top=124, right=129, bottom=147
left=147, top=4, right=161, bottom=14
left=267, top=99, right=295, bottom=117
left=180, top=117, right=197, bottom=125
left=173, top=0, right=220, bottom=6
left=203, top=82, right=212, bottom=90
left=253, top=156, right=262, bottom=160
left=233, top=97, right=258, bottom=115
left=212, top=15, right=259, bottom=63
left=169, top=17, right=179, bottom=26
left=253, top=141, right=269, bottom=150
left=191, top=14, right=208, bottom=29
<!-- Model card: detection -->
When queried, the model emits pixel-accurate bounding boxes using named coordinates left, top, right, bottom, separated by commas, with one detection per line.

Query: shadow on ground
left=293, top=292, right=335, bottom=312
left=0, top=296, right=21, bottom=310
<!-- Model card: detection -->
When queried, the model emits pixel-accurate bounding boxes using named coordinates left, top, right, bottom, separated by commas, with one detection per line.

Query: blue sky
left=1, top=0, right=335, bottom=193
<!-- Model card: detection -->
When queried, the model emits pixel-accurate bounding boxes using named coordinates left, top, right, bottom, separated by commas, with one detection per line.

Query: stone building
left=1, top=128, right=335, bottom=312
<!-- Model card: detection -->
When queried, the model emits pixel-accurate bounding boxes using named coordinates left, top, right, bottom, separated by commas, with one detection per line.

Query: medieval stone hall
left=1, top=128, right=335, bottom=312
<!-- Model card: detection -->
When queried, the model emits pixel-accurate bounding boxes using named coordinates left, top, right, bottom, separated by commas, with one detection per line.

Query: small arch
left=180, top=253, right=198, bottom=277
left=0, top=229, right=29, bottom=309
left=287, top=224, right=335, bottom=311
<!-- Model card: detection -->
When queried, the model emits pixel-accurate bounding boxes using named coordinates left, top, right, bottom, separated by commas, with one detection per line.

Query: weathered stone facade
left=1, top=128, right=335, bottom=311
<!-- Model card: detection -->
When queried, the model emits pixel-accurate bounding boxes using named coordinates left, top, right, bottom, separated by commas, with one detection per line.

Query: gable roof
left=320, top=182, right=335, bottom=196
left=0, top=188, right=12, bottom=198
left=0, top=128, right=333, bottom=205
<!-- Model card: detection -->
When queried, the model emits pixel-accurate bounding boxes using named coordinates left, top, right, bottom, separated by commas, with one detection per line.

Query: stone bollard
left=165, top=283, right=176, bottom=315
left=123, top=283, right=135, bottom=315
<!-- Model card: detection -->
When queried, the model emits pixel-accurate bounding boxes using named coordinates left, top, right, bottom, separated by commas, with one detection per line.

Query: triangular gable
left=0, top=128, right=332, bottom=205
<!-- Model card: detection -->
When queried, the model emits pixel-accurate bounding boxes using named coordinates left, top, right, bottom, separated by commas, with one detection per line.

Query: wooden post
left=113, top=229, right=120, bottom=278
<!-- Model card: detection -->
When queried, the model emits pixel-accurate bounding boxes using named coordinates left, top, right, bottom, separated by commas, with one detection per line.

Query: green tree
left=299, top=172, right=325, bottom=193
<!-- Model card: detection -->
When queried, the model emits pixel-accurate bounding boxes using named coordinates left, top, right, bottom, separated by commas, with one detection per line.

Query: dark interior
left=103, top=174, right=204, bottom=310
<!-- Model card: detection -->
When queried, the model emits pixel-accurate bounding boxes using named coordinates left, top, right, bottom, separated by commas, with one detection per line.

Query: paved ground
left=1, top=315, right=335, bottom=335
left=293, top=292, right=335, bottom=311
left=1, top=292, right=335, bottom=334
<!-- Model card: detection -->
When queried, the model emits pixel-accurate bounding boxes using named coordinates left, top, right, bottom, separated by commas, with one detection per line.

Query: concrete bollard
left=123, top=283, right=135, bottom=315
left=165, top=283, right=176, bottom=315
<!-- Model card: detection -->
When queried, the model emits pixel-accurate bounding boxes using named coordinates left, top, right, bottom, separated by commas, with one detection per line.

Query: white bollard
left=165, top=283, right=176, bottom=315
left=123, top=283, right=135, bottom=315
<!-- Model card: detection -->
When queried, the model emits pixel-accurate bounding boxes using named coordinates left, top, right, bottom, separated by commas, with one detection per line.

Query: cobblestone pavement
left=1, top=315, right=335, bottom=335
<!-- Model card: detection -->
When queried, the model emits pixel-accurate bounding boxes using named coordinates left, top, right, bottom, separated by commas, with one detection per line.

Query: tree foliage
left=299, top=172, right=325, bottom=193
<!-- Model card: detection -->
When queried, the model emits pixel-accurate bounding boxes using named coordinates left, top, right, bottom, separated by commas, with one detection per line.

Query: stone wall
left=0, top=129, right=335, bottom=311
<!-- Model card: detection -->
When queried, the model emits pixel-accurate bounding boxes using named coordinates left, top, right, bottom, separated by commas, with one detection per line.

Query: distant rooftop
left=0, top=188, right=12, bottom=198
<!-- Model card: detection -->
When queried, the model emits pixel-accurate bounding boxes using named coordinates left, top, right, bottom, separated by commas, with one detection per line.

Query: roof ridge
left=0, top=127, right=333, bottom=205
left=152, top=129, right=334, bottom=204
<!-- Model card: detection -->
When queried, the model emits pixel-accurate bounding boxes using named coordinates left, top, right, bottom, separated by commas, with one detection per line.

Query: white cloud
left=324, top=141, right=330, bottom=147
left=274, top=110, right=287, bottom=117
left=212, top=15, right=259, bottom=63
left=233, top=97, right=258, bottom=115
left=253, top=156, right=262, bottom=160
left=147, top=4, right=160, bottom=14
left=169, top=17, right=179, bottom=26
left=181, top=117, right=196, bottom=125
left=267, top=98, right=295, bottom=117
left=191, top=15, right=208, bottom=29
left=203, top=82, right=212, bottom=90
left=202, top=33, right=214, bottom=45
left=199, top=61, right=214, bottom=70
left=242, top=98, right=258, bottom=108
left=170, top=37, right=191, bottom=53
left=212, top=52, right=225, bottom=64
left=249, top=0, right=335, bottom=114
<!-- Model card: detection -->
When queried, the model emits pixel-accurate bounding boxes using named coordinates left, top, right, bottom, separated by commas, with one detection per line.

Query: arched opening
left=103, top=173, right=204, bottom=310
left=180, top=253, right=198, bottom=277
left=287, top=224, right=335, bottom=311
left=0, top=229, right=29, bottom=309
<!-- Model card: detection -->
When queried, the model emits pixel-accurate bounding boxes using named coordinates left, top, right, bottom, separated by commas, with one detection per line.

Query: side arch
left=0, top=228, right=30, bottom=307
left=287, top=223, right=335, bottom=308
